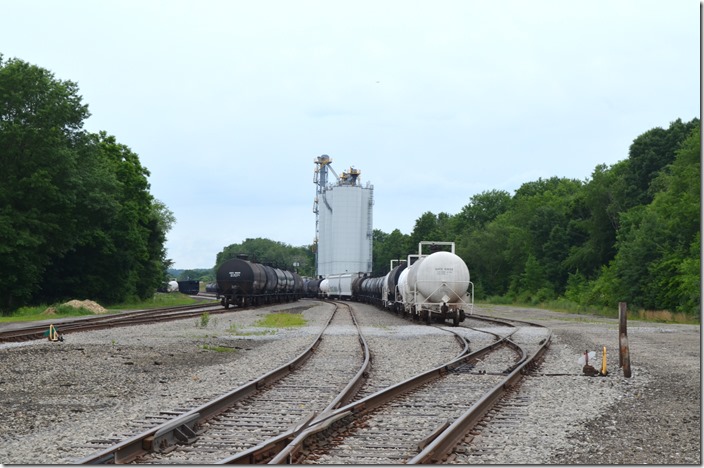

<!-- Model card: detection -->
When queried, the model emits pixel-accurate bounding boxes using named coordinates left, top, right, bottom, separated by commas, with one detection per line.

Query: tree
left=564, top=163, right=619, bottom=278
left=607, top=127, right=700, bottom=314
left=372, top=229, right=410, bottom=276
left=614, top=118, right=699, bottom=211
left=0, top=56, right=174, bottom=312
left=216, top=238, right=315, bottom=277
left=460, top=215, right=513, bottom=297
left=408, top=211, right=455, bottom=249
left=0, top=56, right=90, bottom=311
left=454, top=189, right=512, bottom=235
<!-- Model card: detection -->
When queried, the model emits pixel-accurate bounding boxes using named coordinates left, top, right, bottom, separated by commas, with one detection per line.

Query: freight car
left=303, top=277, right=323, bottom=298
left=352, top=241, right=473, bottom=326
left=177, top=280, right=200, bottom=295
left=318, top=272, right=362, bottom=300
left=215, top=254, right=304, bottom=308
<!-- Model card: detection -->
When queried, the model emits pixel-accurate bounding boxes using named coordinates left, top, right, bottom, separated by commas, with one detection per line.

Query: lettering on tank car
left=229, top=271, right=241, bottom=278
left=434, top=267, right=454, bottom=274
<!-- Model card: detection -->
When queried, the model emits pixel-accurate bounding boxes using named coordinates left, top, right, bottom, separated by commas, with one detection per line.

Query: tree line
left=0, top=56, right=174, bottom=314
left=213, top=119, right=699, bottom=317
left=3, top=56, right=697, bottom=318
left=371, top=118, right=699, bottom=317
left=215, top=238, right=315, bottom=278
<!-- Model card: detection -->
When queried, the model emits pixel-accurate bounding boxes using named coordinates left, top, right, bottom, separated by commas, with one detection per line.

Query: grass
left=254, top=312, right=307, bottom=328
left=198, top=312, right=211, bottom=328
left=633, top=309, right=696, bottom=324
left=107, top=293, right=200, bottom=310
left=201, top=344, right=236, bottom=353
left=477, top=297, right=699, bottom=324
left=0, top=293, right=200, bottom=323
left=0, top=304, right=110, bottom=323
left=225, top=312, right=308, bottom=337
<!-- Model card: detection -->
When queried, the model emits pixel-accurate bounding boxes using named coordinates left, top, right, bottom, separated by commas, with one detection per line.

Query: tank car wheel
left=453, top=313, right=460, bottom=327
left=222, top=298, right=230, bottom=309
left=459, top=309, right=466, bottom=322
left=422, top=310, right=431, bottom=325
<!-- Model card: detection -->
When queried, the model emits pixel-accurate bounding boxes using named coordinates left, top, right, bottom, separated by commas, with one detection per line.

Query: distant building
left=313, top=155, right=374, bottom=277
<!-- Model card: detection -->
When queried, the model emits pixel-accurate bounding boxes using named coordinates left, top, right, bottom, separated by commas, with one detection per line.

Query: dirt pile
left=42, top=300, right=108, bottom=315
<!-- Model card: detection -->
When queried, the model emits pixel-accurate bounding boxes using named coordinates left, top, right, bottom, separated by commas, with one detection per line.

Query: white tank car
left=323, top=273, right=359, bottom=299
left=397, top=241, right=473, bottom=326
left=397, top=268, right=411, bottom=303
left=319, top=278, right=330, bottom=297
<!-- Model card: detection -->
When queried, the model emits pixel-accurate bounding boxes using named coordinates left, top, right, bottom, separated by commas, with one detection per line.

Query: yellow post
left=600, top=345, right=608, bottom=376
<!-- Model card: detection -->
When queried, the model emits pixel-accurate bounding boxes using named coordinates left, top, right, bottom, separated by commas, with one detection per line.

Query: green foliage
left=0, top=56, right=174, bottom=314
left=605, top=126, right=700, bottom=314
left=176, top=268, right=214, bottom=282
left=107, top=292, right=200, bottom=311
left=372, top=229, right=410, bottom=276
left=371, top=118, right=700, bottom=318
left=254, top=312, right=307, bottom=328
left=0, top=303, right=112, bottom=323
left=408, top=211, right=454, bottom=249
left=215, top=237, right=314, bottom=277
left=0, top=56, right=90, bottom=310
left=454, top=189, right=512, bottom=235
left=198, top=312, right=211, bottom=328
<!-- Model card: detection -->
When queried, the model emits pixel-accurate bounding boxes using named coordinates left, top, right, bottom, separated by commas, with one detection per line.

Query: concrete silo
left=313, top=155, right=374, bottom=277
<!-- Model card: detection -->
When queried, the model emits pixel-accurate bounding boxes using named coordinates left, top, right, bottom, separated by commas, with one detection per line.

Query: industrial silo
left=313, top=155, right=374, bottom=277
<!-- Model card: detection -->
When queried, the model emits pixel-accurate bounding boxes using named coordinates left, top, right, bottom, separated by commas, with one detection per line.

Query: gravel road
left=0, top=300, right=699, bottom=464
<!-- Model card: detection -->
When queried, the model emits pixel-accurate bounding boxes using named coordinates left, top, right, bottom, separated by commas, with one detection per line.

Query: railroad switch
left=580, top=348, right=608, bottom=376
left=44, top=324, right=63, bottom=342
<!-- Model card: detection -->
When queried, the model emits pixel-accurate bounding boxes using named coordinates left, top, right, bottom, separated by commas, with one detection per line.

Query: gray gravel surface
left=460, top=305, right=700, bottom=465
left=0, top=300, right=699, bottom=464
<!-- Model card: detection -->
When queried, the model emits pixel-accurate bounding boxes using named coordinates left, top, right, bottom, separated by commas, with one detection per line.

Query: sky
left=1, top=0, right=699, bottom=269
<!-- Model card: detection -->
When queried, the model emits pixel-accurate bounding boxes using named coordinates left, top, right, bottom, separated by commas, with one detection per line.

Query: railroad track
left=260, top=314, right=551, bottom=464
left=74, top=301, right=371, bottom=464
left=0, top=301, right=225, bottom=343
left=67, top=304, right=549, bottom=464
left=444, top=313, right=554, bottom=463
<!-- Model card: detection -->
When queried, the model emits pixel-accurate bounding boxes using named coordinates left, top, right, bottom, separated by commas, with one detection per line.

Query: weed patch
left=254, top=312, right=307, bottom=328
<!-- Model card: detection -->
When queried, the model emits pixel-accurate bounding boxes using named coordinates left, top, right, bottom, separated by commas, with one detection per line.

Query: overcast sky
left=1, top=0, right=699, bottom=269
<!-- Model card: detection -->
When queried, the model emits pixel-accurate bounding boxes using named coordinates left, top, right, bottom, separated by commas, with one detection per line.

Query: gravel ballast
left=0, top=300, right=699, bottom=464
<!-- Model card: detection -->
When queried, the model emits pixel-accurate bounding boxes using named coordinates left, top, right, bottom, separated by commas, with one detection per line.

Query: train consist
left=215, top=254, right=304, bottom=308
left=317, top=241, right=474, bottom=326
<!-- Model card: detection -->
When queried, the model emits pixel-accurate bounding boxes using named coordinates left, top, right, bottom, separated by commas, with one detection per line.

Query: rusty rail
left=75, top=301, right=369, bottom=464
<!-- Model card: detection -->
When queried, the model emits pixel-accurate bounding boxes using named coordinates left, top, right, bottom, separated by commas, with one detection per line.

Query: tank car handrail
left=418, top=240, right=456, bottom=255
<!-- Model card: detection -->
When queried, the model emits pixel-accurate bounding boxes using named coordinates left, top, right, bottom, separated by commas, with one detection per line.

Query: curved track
left=75, top=301, right=369, bottom=464
left=265, top=314, right=551, bottom=464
